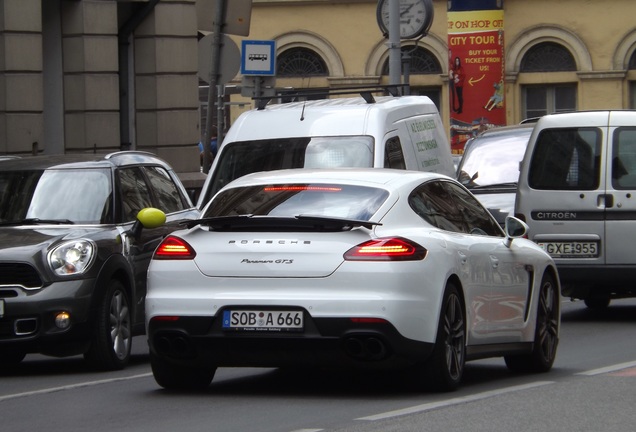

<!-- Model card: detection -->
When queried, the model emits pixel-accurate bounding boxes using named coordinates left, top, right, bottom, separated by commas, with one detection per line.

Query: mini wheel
left=84, top=279, right=132, bottom=371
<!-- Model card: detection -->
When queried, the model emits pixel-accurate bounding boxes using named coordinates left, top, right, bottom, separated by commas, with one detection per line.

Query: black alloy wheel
left=505, top=272, right=559, bottom=373
left=423, top=282, right=466, bottom=392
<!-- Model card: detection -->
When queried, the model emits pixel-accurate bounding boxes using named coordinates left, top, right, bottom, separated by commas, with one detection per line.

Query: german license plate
left=537, top=241, right=599, bottom=258
left=222, top=309, right=303, bottom=332
left=0, top=299, right=3, bottom=318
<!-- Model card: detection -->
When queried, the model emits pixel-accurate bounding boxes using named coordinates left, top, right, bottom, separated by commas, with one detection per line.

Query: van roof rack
left=252, top=84, right=410, bottom=110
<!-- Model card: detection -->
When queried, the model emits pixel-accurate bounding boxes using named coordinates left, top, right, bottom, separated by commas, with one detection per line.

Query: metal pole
left=388, top=0, right=402, bottom=88
left=202, top=0, right=226, bottom=174
left=402, top=51, right=411, bottom=94
left=216, top=84, right=224, bottom=146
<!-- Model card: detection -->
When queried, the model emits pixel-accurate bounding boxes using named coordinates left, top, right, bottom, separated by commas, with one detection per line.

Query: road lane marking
left=0, top=372, right=152, bottom=403
left=577, top=360, right=636, bottom=376
left=356, top=381, right=554, bottom=421
left=609, top=367, right=636, bottom=377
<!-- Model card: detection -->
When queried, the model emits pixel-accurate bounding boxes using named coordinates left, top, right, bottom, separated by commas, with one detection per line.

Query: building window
left=523, top=85, right=576, bottom=119
left=521, top=42, right=577, bottom=119
left=277, top=48, right=328, bottom=77
left=520, top=42, right=576, bottom=72
left=382, top=46, right=442, bottom=75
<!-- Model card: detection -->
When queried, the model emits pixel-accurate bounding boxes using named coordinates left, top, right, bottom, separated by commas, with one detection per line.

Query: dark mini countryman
left=0, top=152, right=198, bottom=370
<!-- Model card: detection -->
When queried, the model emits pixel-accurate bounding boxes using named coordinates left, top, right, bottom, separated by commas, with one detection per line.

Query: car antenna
left=300, top=100, right=306, bottom=121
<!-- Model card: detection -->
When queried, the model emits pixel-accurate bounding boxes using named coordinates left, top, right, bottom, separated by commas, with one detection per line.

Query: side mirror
left=503, top=216, right=528, bottom=248
left=129, top=207, right=167, bottom=238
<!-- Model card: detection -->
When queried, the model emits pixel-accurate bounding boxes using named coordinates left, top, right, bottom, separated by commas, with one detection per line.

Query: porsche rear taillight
left=153, top=236, right=196, bottom=260
left=344, top=237, right=427, bottom=261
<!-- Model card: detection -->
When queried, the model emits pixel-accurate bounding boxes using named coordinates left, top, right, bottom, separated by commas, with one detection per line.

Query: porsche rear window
left=204, top=183, right=389, bottom=221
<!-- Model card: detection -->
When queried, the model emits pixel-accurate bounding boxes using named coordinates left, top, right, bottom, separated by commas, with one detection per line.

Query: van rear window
left=612, top=127, right=636, bottom=189
left=205, top=136, right=374, bottom=201
left=528, top=127, right=601, bottom=190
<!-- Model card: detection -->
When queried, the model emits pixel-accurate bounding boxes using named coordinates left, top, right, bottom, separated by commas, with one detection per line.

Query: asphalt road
left=2, top=298, right=636, bottom=432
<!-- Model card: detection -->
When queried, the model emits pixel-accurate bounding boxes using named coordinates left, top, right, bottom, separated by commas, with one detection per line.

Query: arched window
left=382, top=46, right=441, bottom=75
left=520, top=42, right=576, bottom=72
left=629, top=49, right=636, bottom=69
left=277, top=47, right=328, bottom=77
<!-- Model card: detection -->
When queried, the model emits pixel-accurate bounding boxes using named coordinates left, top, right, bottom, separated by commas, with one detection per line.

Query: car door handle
left=598, top=193, right=614, bottom=208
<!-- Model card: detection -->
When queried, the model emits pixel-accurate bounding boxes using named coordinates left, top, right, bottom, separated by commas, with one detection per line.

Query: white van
left=515, top=110, right=636, bottom=308
left=197, top=94, right=455, bottom=207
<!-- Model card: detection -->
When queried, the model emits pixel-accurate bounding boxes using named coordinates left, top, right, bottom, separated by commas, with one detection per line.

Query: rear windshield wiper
left=184, top=214, right=381, bottom=231
left=0, top=218, right=75, bottom=226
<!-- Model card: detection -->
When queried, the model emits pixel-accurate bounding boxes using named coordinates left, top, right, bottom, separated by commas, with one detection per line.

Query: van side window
left=612, top=127, right=636, bottom=189
left=528, top=128, right=601, bottom=190
left=384, top=137, right=406, bottom=169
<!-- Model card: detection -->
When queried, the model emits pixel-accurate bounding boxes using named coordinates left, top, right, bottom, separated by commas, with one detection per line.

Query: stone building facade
left=0, top=0, right=200, bottom=173
left=2, top=0, right=636, bottom=174
left=229, top=0, right=636, bottom=130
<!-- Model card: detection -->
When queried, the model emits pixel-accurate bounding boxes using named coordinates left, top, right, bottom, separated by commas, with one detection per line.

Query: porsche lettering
left=240, top=258, right=294, bottom=264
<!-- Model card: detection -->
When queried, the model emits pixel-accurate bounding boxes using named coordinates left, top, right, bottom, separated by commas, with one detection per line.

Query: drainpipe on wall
left=118, top=0, right=161, bottom=150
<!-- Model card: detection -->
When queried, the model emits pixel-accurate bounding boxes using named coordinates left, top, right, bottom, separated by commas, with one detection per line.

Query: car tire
left=0, top=350, right=26, bottom=365
left=583, top=291, right=611, bottom=309
left=505, top=272, right=559, bottom=373
left=150, top=353, right=216, bottom=390
left=84, top=279, right=132, bottom=371
left=422, top=282, right=466, bottom=392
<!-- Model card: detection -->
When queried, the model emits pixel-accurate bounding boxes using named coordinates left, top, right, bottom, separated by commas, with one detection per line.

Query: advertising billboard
left=448, top=2, right=505, bottom=155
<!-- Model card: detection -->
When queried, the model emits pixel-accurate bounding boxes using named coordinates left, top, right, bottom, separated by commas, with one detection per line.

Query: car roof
left=223, top=168, right=449, bottom=190
left=0, top=151, right=173, bottom=171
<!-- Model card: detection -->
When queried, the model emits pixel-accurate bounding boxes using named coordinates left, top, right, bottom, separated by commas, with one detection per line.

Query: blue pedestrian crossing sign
left=241, top=40, right=276, bottom=76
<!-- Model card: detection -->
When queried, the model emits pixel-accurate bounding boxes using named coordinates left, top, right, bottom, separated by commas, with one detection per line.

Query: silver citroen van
left=515, top=110, right=636, bottom=308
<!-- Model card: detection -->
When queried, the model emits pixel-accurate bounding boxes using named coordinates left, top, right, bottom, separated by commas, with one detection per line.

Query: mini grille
left=0, top=263, right=43, bottom=289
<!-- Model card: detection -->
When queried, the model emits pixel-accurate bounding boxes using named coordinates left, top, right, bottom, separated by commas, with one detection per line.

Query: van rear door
left=604, top=112, right=636, bottom=265
left=519, top=113, right=607, bottom=266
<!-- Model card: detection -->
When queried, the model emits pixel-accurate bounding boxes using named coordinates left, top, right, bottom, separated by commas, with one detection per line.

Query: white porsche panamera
left=146, top=168, right=560, bottom=391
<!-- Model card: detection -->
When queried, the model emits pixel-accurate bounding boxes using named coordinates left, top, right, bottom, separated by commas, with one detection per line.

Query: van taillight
left=154, top=236, right=196, bottom=260
left=344, top=237, right=427, bottom=261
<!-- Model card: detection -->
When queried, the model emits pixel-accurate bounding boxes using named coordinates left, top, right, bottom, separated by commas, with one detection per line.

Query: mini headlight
left=48, top=240, right=96, bottom=276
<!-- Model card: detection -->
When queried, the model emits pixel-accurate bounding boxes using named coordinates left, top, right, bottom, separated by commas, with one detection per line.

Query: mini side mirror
left=129, top=207, right=167, bottom=238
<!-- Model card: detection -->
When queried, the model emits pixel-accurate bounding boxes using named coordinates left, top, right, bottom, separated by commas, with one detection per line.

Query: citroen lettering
left=536, top=211, right=577, bottom=220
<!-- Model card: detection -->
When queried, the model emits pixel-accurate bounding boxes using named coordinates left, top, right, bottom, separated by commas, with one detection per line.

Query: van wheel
left=584, top=292, right=610, bottom=309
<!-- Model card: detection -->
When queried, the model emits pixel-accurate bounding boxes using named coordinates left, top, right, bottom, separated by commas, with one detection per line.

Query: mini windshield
left=205, top=183, right=388, bottom=222
left=0, top=168, right=112, bottom=224
left=203, top=136, right=374, bottom=204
